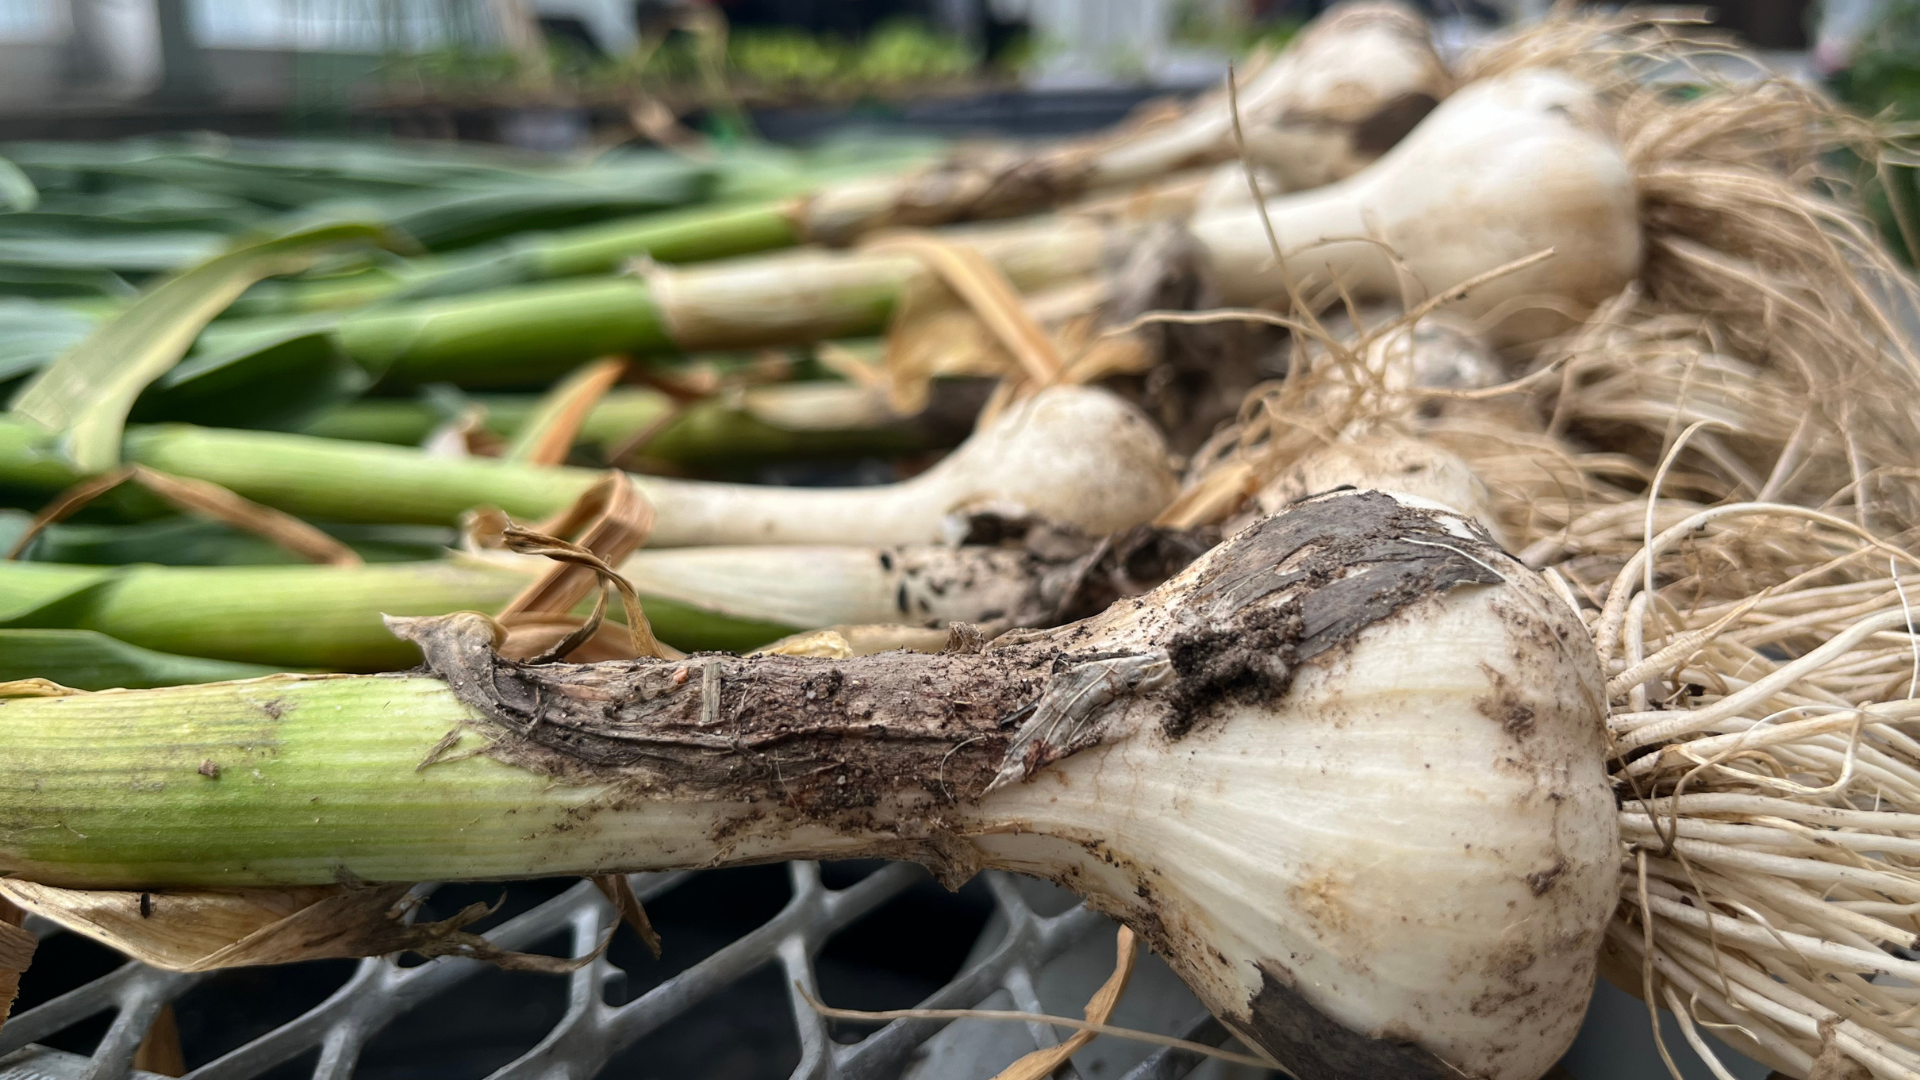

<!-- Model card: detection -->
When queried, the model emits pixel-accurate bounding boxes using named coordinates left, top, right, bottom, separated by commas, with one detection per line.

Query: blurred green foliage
left=1170, top=0, right=1300, bottom=54
left=377, top=18, right=985, bottom=106
left=1830, top=0, right=1920, bottom=263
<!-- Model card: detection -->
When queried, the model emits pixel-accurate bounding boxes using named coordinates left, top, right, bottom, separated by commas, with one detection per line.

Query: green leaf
left=0, top=299, right=98, bottom=383
left=8, top=221, right=390, bottom=474
left=0, top=156, right=37, bottom=212
left=0, top=232, right=225, bottom=272
left=0, top=510, right=456, bottom=567
left=0, top=627, right=284, bottom=689
left=0, top=265, right=136, bottom=301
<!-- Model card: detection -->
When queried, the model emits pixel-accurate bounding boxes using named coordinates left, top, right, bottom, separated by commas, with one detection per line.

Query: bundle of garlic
left=0, top=485, right=1617, bottom=1080
left=15, top=12, right=1920, bottom=1080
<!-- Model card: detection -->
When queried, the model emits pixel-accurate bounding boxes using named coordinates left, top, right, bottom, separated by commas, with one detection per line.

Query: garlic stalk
left=619, top=518, right=1213, bottom=633
left=0, top=488, right=1615, bottom=1080
left=796, top=0, right=1450, bottom=243
left=203, top=71, right=1623, bottom=391
left=0, top=385, right=1175, bottom=544
left=1192, top=68, right=1642, bottom=344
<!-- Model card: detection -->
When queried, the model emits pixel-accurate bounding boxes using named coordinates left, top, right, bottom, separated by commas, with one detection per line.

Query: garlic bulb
left=0, top=489, right=1614, bottom=1080
left=1192, top=69, right=1641, bottom=344
left=1231, top=0, right=1453, bottom=192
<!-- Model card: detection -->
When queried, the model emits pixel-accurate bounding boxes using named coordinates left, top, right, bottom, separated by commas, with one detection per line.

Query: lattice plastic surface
left=0, top=864, right=1245, bottom=1080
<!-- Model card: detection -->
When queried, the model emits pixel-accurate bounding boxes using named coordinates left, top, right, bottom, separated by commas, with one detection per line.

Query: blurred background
left=0, top=0, right=1903, bottom=149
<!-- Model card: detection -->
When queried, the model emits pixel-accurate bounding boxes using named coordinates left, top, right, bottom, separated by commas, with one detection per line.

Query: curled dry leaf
left=865, top=233, right=1067, bottom=390
left=864, top=231, right=1165, bottom=428
left=4, top=464, right=360, bottom=567
left=991, top=926, right=1138, bottom=1080
left=473, top=471, right=678, bottom=663
left=591, top=874, right=661, bottom=960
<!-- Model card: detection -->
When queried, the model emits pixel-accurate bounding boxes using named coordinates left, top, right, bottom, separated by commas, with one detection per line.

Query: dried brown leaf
left=751, top=624, right=951, bottom=658
left=991, top=925, right=1138, bottom=1080
left=0, top=678, right=84, bottom=698
left=4, top=465, right=360, bottom=567
left=483, top=473, right=675, bottom=663
left=134, top=1005, right=185, bottom=1077
left=504, top=357, right=629, bottom=466
left=130, top=467, right=361, bottom=567
left=591, top=874, right=661, bottom=959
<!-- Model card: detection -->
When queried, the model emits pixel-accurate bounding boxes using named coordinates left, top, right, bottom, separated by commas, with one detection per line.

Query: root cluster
left=1177, top=15, right=1920, bottom=1075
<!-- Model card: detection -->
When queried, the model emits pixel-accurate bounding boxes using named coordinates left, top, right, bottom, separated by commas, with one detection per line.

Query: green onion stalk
left=232, top=200, right=809, bottom=317
left=0, top=72, right=1641, bottom=545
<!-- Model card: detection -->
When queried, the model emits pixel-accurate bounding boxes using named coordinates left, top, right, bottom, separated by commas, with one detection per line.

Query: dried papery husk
left=501, top=357, right=628, bottom=466
left=0, top=875, right=588, bottom=974
left=869, top=223, right=1257, bottom=447
left=858, top=231, right=1088, bottom=421
left=469, top=471, right=678, bottom=663
left=793, top=0, right=1450, bottom=244
left=991, top=926, right=1138, bottom=1080
left=750, top=624, right=953, bottom=659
